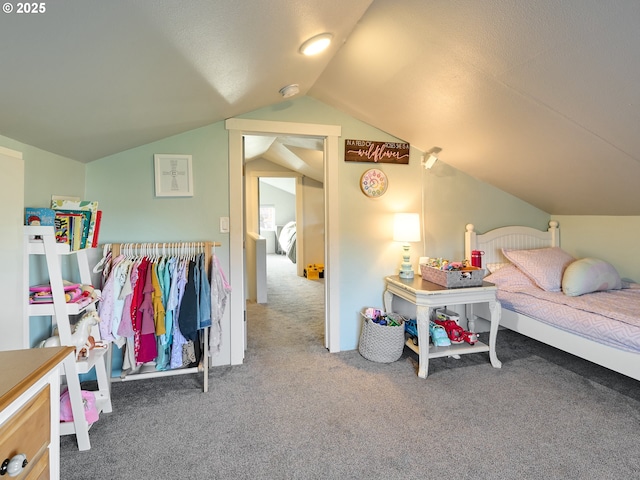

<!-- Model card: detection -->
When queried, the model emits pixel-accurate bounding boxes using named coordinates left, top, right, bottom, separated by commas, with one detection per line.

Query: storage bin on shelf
left=419, top=264, right=485, bottom=288
left=358, top=307, right=406, bottom=363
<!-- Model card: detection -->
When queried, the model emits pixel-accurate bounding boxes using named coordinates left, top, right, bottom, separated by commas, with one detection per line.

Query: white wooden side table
left=383, top=275, right=502, bottom=378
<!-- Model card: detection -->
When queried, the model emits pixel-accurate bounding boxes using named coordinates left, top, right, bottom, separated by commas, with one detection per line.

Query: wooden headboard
left=465, top=221, right=559, bottom=271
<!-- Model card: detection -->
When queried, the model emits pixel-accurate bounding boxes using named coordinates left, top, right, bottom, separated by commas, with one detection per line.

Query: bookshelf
left=24, top=226, right=112, bottom=451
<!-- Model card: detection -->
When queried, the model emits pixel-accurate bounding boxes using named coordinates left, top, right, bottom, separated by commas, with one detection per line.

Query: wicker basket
left=358, top=311, right=406, bottom=363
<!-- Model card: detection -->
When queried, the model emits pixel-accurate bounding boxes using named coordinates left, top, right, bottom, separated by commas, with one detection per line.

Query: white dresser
left=0, top=346, right=74, bottom=480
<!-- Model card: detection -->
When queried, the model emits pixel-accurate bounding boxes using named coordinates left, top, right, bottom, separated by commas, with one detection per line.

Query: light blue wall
left=259, top=181, right=296, bottom=226
left=84, top=123, right=232, bottom=327
left=551, top=215, right=640, bottom=282
left=85, top=123, right=229, bottom=247
left=17, top=96, right=550, bottom=352
left=0, top=133, right=85, bottom=207
left=0, top=134, right=86, bottom=346
left=424, top=160, right=551, bottom=260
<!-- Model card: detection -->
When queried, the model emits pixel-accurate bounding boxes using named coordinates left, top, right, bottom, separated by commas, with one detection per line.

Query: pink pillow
left=484, top=264, right=538, bottom=292
left=502, top=247, right=575, bottom=292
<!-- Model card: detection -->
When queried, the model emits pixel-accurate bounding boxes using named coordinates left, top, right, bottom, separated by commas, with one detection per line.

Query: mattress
left=497, top=285, right=640, bottom=353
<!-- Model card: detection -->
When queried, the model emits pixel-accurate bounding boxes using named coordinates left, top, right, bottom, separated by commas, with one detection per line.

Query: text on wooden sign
left=345, top=139, right=410, bottom=164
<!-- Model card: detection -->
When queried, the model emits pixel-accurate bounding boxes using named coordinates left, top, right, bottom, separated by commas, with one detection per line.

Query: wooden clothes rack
left=107, top=241, right=221, bottom=392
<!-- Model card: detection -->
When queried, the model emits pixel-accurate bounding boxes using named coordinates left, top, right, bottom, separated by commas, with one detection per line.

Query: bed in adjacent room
left=465, top=221, right=640, bottom=381
left=277, top=221, right=297, bottom=264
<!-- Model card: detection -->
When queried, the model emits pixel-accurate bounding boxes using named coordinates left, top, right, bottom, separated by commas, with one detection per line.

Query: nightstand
left=384, top=275, right=502, bottom=378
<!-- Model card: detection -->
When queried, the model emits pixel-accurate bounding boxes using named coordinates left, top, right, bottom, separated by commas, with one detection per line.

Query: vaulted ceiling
left=1, top=0, right=639, bottom=215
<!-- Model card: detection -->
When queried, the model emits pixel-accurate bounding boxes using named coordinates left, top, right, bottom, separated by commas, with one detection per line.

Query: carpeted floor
left=60, top=255, right=640, bottom=479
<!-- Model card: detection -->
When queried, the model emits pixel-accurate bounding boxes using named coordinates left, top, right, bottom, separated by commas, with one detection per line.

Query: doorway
left=226, top=118, right=342, bottom=362
left=258, top=177, right=297, bottom=271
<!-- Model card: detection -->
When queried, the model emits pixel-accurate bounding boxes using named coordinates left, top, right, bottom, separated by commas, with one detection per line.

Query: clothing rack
left=106, top=240, right=221, bottom=392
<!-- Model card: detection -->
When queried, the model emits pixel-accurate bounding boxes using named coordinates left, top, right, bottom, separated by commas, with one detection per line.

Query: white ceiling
left=1, top=0, right=639, bottom=215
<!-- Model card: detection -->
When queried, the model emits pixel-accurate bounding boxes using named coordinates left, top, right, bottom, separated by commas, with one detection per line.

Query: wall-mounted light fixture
left=393, top=213, right=421, bottom=279
left=422, top=146, right=442, bottom=169
left=299, top=33, right=333, bottom=56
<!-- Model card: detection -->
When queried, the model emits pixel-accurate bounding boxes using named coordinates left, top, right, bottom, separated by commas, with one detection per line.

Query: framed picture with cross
left=154, top=154, right=194, bottom=197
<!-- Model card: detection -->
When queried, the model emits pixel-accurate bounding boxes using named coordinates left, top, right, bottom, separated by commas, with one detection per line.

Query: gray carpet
left=60, top=254, right=640, bottom=479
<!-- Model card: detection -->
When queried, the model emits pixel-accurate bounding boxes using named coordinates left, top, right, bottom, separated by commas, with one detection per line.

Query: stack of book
left=25, top=196, right=103, bottom=250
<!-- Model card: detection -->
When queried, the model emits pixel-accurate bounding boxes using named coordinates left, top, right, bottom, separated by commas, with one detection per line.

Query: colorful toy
left=37, top=310, right=101, bottom=359
left=434, top=318, right=478, bottom=345
left=405, top=318, right=418, bottom=345
left=429, top=321, right=451, bottom=347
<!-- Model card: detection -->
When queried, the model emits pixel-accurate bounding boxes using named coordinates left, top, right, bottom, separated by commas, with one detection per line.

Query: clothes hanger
left=92, top=243, right=112, bottom=273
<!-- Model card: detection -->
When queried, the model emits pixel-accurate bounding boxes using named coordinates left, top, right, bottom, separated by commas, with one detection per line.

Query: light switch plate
left=220, top=216, right=229, bottom=233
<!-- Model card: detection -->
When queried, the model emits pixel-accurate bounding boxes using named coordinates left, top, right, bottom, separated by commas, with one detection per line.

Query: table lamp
left=393, top=213, right=421, bottom=279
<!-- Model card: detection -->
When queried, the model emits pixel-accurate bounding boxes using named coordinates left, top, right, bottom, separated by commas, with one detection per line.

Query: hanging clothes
left=117, top=257, right=138, bottom=339
left=98, top=254, right=124, bottom=343
left=170, top=258, right=190, bottom=369
left=151, top=262, right=166, bottom=336
left=198, top=253, right=212, bottom=330
left=209, top=253, right=232, bottom=356
left=177, top=259, right=199, bottom=342
left=137, top=260, right=158, bottom=364
left=98, top=243, right=223, bottom=380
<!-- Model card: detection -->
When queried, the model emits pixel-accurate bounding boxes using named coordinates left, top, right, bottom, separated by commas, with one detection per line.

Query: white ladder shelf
left=24, top=225, right=112, bottom=451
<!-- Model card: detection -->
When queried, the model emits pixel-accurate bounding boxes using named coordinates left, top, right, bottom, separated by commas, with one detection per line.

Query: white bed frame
left=465, top=221, right=640, bottom=381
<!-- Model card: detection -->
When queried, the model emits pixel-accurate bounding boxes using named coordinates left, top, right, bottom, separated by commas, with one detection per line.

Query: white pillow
left=502, top=247, right=575, bottom=292
left=562, top=258, right=622, bottom=297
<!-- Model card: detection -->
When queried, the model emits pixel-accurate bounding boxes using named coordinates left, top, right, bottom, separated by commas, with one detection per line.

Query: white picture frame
left=154, top=154, right=194, bottom=197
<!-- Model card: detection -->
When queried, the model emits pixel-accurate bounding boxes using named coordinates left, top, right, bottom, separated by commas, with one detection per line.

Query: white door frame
left=226, top=118, right=342, bottom=362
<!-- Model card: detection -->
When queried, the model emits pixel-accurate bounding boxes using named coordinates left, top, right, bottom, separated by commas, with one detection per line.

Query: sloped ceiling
left=244, top=135, right=324, bottom=183
left=1, top=0, right=639, bottom=215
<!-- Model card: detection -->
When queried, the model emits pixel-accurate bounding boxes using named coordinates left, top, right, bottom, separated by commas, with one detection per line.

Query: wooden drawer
left=25, top=449, right=49, bottom=480
left=0, top=386, right=50, bottom=479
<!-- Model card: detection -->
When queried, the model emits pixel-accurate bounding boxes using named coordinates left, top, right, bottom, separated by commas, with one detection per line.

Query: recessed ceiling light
left=299, top=33, right=333, bottom=56
left=279, top=84, right=300, bottom=98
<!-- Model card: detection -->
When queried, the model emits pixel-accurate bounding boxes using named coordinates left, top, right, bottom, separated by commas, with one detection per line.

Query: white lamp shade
left=393, top=213, right=421, bottom=242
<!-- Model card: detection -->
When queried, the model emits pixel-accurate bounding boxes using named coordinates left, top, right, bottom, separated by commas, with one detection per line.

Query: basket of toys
left=358, top=307, right=406, bottom=363
left=420, top=258, right=484, bottom=288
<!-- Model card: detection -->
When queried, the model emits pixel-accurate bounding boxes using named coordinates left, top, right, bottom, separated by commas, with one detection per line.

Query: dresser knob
left=0, top=454, right=28, bottom=477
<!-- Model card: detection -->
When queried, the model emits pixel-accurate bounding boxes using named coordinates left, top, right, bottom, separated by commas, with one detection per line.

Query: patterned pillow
left=484, top=263, right=538, bottom=292
left=502, top=247, right=575, bottom=292
left=562, top=258, right=622, bottom=297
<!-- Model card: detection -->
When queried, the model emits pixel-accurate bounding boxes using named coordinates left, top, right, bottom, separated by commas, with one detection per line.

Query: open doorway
left=245, top=135, right=326, bottom=299
left=260, top=177, right=297, bottom=267
left=226, top=118, right=341, bottom=361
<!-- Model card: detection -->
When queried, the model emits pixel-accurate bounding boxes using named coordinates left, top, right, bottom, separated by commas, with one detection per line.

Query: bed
left=465, top=221, right=640, bottom=381
left=277, top=221, right=297, bottom=264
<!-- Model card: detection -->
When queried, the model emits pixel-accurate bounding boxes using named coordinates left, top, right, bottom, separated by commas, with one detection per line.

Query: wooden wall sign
left=345, top=139, right=410, bottom=164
